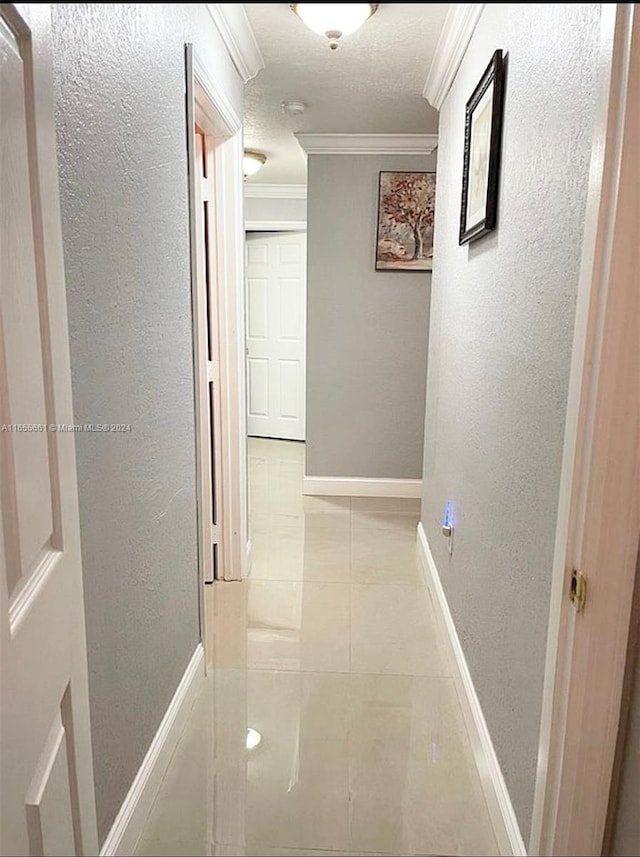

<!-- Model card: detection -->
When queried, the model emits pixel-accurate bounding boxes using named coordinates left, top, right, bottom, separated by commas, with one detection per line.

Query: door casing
left=185, top=45, right=248, bottom=650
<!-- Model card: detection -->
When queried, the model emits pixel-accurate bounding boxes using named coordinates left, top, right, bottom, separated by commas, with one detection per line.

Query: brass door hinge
left=570, top=569, right=587, bottom=612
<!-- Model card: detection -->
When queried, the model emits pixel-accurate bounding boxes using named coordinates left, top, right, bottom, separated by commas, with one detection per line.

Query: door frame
left=530, top=5, right=640, bottom=854
left=185, top=45, right=248, bottom=603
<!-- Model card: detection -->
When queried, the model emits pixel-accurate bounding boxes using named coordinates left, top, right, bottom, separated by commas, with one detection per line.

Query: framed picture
left=375, top=171, right=436, bottom=272
left=459, top=49, right=505, bottom=245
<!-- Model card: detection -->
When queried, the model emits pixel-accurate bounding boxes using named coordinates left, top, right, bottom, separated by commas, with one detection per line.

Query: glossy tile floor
left=135, top=439, right=498, bottom=857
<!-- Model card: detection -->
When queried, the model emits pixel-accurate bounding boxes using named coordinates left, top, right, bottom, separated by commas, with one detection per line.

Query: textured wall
left=244, top=195, right=307, bottom=226
left=420, top=4, right=601, bottom=842
left=306, top=153, right=434, bottom=480
left=51, top=4, right=242, bottom=844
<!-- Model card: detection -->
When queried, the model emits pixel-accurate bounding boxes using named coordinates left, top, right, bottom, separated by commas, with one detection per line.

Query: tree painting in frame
left=376, top=171, right=436, bottom=271
left=459, top=49, right=505, bottom=244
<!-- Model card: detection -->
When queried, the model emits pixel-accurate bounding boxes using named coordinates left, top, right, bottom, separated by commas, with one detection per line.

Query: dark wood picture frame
left=459, top=49, right=505, bottom=245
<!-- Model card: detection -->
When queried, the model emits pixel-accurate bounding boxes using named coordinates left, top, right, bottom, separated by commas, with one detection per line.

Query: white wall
left=420, top=3, right=602, bottom=842
left=52, top=4, right=242, bottom=845
left=245, top=195, right=307, bottom=227
left=306, top=153, right=434, bottom=480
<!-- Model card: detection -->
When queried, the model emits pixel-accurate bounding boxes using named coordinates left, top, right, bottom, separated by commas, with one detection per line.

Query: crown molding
left=294, top=133, right=438, bottom=156
left=423, top=4, right=485, bottom=110
left=206, top=4, right=265, bottom=83
left=192, top=49, right=242, bottom=135
left=244, top=183, right=307, bottom=200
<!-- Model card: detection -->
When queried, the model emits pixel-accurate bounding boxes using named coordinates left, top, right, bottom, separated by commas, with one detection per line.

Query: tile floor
left=135, top=438, right=498, bottom=857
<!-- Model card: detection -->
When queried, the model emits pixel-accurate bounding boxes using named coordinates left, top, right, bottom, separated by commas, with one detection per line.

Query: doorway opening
left=186, top=45, right=249, bottom=664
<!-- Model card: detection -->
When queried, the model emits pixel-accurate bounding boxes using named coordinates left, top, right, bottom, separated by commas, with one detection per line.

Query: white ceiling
left=243, top=3, right=449, bottom=185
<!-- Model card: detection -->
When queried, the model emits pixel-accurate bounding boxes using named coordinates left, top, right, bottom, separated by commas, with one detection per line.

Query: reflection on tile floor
left=135, top=439, right=498, bottom=857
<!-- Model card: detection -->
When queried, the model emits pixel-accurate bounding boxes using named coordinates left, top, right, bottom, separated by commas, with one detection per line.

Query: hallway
left=3, top=6, right=639, bottom=856
left=135, top=439, right=498, bottom=856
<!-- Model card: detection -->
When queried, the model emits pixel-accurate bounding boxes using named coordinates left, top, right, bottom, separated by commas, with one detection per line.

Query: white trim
left=206, top=4, right=264, bottom=83
left=100, top=645, right=205, bottom=857
left=188, top=49, right=248, bottom=587
left=423, top=4, right=485, bottom=110
left=191, top=48, right=241, bottom=135
left=214, top=133, right=249, bottom=580
left=295, top=132, right=438, bottom=156
left=303, top=476, right=422, bottom=499
left=9, top=548, right=59, bottom=635
left=244, top=183, right=307, bottom=200
left=416, top=524, right=526, bottom=856
left=245, top=220, right=306, bottom=232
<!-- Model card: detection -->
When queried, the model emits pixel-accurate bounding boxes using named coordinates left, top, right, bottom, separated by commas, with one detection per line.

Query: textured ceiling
left=243, top=3, right=449, bottom=185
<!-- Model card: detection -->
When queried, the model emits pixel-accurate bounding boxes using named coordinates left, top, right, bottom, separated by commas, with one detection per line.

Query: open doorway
left=185, top=45, right=249, bottom=664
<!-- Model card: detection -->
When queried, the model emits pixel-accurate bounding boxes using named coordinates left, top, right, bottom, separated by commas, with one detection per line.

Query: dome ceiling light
left=282, top=100, right=307, bottom=116
left=243, top=150, right=267, bottom=178
left=291, top=4, right=378, bottom=50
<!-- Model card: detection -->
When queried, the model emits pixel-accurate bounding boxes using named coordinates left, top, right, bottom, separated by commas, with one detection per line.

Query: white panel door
left=245, top=232, right=306, bottom=441
left=1, top=6, right=98, bottom=855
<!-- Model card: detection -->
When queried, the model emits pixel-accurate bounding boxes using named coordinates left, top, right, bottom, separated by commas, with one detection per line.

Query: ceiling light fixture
left=282, top=100, right=307, bottom=116
left=291, top=4, right=378, bottom=50
left=243, top=150, right=267, bottom=178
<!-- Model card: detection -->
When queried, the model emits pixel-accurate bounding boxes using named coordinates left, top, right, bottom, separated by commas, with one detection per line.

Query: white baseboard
left=416, top=524, right=527, bottom=856
left=100, top=644, right=205, bottom=856
left=303, top=476, right=422, bottom=499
